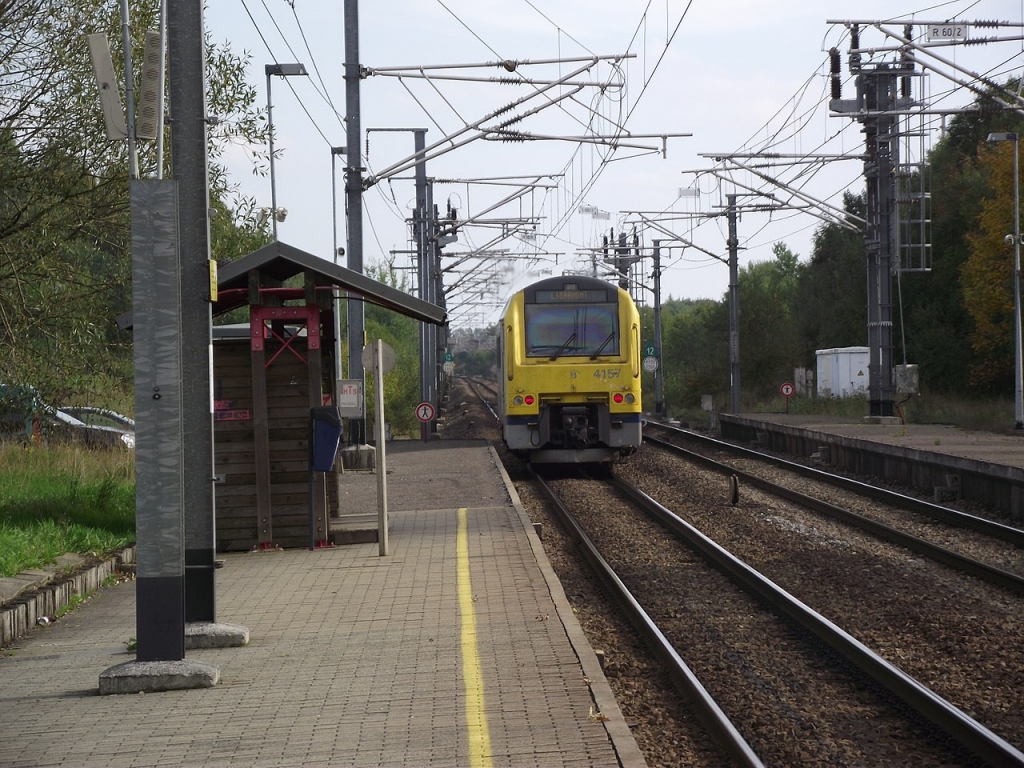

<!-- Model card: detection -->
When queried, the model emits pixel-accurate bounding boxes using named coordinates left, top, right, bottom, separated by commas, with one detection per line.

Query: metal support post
left=266, top=70, right=277, bottom=239
left=129, top=180, right=185, bottom=661
left=831, top=30, right=906, bottom=419
left=652, top=240, right=665, bottom=417
left=344, top=0, right=366, bottom=444
left=430, top=193, right=445, bottom=427
left=118, top=0, right=139, bottom=178
left=1014, top=139, right=1023, bottom=428
left=414, top=131, right=431, bottom=442
left=331, top=146, right=346, bottom=383
left=726, top=194, right=741, bottom=414
left=989, top=132, right=1024, bottom=428
left=862, top=67, right=898, bottom=417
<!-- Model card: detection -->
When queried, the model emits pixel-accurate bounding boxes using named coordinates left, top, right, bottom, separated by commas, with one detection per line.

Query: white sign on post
left=361, top=341, right=395, bottom=374
left=336, top=379, right=363, bottom=418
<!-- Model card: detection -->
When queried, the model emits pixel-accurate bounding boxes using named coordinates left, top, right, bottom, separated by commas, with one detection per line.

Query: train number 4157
left=593, top=369, right=621, bottom=379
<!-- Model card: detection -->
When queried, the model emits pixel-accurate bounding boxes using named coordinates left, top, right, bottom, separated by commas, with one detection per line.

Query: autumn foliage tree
left=963, top=140, right=1020, bottom=391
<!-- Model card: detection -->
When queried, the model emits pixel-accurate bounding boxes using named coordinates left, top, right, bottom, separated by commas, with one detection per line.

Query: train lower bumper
left=504, top=412, right=642, bottom=456
left=527, top=447, right=621, bottom=464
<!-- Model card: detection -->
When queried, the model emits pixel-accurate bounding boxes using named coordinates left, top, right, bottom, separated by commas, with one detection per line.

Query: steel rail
left=611, top=475, right=1024, bottom=767
left=644, top=432, right=1024, bottom=595
left=645, top=422, right=1024, bottom=546
left=528, top=467, right=764, bottom=768
left=460, top=376, right=500, bottom=423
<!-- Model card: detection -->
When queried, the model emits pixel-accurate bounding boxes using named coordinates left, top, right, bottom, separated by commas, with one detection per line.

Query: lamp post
left=265, top=62, right=308, bottom=239
left=987, top=132, right=1023, bottom=429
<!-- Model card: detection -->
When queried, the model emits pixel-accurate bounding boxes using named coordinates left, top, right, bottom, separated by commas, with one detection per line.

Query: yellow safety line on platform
left=458, top=506, right=493, bottom=768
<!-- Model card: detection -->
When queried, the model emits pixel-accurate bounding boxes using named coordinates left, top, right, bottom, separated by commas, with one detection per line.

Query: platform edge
left=487, top=445, right=649, bottom=768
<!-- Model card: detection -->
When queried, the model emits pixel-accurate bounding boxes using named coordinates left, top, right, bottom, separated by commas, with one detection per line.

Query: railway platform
left=721, top=412, right=1024, bottom=519
left=0, top=440, right=645, bottom=768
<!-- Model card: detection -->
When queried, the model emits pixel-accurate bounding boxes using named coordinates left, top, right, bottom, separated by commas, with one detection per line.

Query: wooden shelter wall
left=214, top=337, right=339, bottom=552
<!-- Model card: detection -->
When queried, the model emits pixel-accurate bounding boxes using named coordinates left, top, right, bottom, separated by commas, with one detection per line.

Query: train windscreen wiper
left=549, top=332, right=577, bottom=360
left=589, top=332, right=615, bottom=360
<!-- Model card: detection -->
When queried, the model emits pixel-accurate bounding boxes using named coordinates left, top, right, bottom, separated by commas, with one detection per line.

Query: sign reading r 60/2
left=928, top=23, right=967, bottom=40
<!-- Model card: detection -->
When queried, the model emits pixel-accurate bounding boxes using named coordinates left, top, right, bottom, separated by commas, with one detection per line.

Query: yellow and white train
left=498, top=275, right=642, bottom=464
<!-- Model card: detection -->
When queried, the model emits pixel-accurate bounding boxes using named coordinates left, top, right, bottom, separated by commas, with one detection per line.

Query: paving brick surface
left=0, top=442, right=644, bottom=768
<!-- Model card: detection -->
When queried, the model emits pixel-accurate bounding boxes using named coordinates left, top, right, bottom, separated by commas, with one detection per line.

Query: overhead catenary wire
left=222, top=0, right=1024, bottom=327
left=674, top=4, right=1023, bottom=269
left=238, top=0, right=339, bottom=148
left=238, top=0, right=698, bottom=293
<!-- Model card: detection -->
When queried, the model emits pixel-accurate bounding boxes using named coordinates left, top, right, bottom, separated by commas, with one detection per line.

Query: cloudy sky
left=204, top=0, right=1024, bottom=328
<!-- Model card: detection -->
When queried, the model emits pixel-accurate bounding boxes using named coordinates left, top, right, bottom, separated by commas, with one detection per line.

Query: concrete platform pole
left=100, top=181, right=220, bottom=694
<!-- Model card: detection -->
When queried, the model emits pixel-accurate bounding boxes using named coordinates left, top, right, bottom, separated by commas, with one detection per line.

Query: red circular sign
left=780, top=382, right=795, bottom=397
left=415, top=401, right=435, bottom=422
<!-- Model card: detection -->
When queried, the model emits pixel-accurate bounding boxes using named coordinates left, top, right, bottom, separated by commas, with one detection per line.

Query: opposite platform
left=722, top=413, right=1024, bottom=518
left=0, top=442, right=645, bottom=768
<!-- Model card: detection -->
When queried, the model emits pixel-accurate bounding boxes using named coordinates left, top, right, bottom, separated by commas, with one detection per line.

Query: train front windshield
left=524, top=302, right=619, bottom=359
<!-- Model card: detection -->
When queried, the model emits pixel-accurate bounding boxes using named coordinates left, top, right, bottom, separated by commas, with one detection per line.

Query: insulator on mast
left=849, top=24, right=862, bottom=73
left=900, top=25, right=913, bottom=98
left=829, top=47, right=842, bottom=100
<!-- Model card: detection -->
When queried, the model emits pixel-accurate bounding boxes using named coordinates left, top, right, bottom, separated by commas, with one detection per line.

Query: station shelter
left=210, top=242, right=445, bottom=551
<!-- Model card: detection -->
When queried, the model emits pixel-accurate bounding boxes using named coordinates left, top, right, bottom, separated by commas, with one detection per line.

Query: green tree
left=363, top=264, right=424, bottom=438
left=896, top=151, right=977, bottom=393
left=0, top=0, right=268, bottom=407
left=737, top=242, right=803, bottom=398
left=659, top=298, right=728, bottom=411
left=902, top=77, right=1022, bottom=394
left=795, top=192, right=867, bottom=361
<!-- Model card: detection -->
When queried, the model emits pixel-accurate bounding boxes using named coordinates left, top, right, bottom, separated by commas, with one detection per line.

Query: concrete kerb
left=1, top=546, right=137, bottom=649
left=98, top=659, right=221, bottom=695
left=185, top=621, right=250, bottom=649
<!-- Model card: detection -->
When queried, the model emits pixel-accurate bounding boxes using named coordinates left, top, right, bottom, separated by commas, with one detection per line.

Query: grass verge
left=0, top=444, right=134, bottom=578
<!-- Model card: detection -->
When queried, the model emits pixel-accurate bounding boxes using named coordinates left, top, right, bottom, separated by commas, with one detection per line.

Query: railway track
left=642, top=426, right=1024, bottom=595
left=460, top=375, right=497, bottom=398
left=448, top=378, right=1024, bottom=765
left=645, top=420, right=1024, bottom=543
left=458, top=376, right=499, bottom=422
left=532, top=466, right=1024, bottom=767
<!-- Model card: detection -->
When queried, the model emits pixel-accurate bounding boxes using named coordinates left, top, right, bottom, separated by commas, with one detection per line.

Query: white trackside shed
left=815, top=346, right=869, bottom=398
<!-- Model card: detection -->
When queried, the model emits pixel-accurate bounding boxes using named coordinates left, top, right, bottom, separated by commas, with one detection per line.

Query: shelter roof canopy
left=214, top=241, right=445, bottom=326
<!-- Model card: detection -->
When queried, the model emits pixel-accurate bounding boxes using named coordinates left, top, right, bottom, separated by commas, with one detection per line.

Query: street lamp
left=987, top=132, right=1023, bottom=429
left=265, top=62, right=308, bottom=239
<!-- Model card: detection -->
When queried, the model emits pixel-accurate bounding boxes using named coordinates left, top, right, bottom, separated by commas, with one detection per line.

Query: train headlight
left=625, top=393, right=635, bottom=404
left=513, top=396, right=524, bottom=406
left=613, top=393, right=624, bottom=404
left=524, top=395, right=535, bottom=405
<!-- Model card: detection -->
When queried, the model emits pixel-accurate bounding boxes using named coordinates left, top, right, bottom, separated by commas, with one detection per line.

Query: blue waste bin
left=310, top=406, right=343, bottom=472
